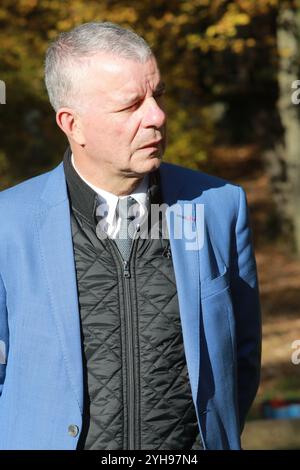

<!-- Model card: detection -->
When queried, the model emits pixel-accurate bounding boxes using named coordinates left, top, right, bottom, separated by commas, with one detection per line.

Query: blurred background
left=1, top=0, right=300, bottom=449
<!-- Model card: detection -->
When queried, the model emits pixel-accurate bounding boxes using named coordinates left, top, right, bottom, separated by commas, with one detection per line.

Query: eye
left=128, top=101, right=141, bottom=110
left=122, top=100, right=143, bottom=112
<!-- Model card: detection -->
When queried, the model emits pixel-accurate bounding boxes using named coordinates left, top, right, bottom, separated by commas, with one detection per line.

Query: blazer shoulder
left=160, top=161, right=240, bottom=201
left=0, top=167, right=57, bottom=208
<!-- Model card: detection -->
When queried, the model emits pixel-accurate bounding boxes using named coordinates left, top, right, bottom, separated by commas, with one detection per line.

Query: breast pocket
left=200, top=266, right=230, bottom=300
left=200, top=266, right=236, bottom=366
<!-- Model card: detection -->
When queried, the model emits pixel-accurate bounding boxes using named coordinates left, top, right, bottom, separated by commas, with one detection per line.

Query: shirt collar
left=71, top=154, right=149, bottom=228
left=63, top=147, right=163, bottom=227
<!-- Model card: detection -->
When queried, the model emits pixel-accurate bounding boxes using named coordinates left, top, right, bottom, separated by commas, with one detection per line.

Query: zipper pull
left=123, top=260, right=131, bottom=278
left=162, top=245, right=171, bottom=259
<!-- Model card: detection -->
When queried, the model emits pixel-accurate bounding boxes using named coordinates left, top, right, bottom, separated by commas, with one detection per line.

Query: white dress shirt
left=71, top=154, right=149, bottom=238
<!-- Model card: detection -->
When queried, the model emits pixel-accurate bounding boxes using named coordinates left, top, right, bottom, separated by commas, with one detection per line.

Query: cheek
left=102, top=114, right=126, bottom=138
left=83, top=112, right=141, bottom=149
left=127, top=115, right=143, bottom=143
left=82, top=115, right=104, bottom=139
left=84, top=117, right=118, bottom=144
left=114, top=117, right=140, bottom=146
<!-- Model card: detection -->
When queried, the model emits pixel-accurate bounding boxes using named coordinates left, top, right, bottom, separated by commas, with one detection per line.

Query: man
left=0, top=22, right=261, bottom=450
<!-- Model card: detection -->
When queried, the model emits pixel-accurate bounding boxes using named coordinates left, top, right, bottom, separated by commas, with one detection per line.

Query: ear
left=56, top=107, right=85, bottom=145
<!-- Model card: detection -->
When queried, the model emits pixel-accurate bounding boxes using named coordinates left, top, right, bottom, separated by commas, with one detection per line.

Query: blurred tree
left=273, top=0, right=300, bottom=253
left=0, top=0, right=277, bottom=183
left=0, top=0, right=216, bottom=185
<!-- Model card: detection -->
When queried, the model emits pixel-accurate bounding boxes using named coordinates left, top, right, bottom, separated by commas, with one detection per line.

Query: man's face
left=74, top=53, right=166, bottom=178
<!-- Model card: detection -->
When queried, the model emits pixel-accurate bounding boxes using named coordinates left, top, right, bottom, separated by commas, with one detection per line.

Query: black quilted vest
left=63, top=150, right=202, bottom=450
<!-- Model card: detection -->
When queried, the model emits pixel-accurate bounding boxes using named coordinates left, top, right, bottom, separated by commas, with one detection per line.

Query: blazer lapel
left=159, top=164, right=202, bottom=405
left=165, top=201, right=201, bottom=405
left=36, top=163, right=83, bottom=411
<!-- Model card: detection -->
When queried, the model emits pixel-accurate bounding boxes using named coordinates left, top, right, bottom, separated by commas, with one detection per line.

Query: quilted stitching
left=72, top=213, right=200, bottom=450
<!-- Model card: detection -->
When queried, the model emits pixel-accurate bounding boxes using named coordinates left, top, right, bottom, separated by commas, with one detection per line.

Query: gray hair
left=44, top=22, right=153, bottom=111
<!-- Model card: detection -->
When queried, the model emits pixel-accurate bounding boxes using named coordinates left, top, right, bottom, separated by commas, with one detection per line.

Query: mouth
left=139, top=139, right=163, bottom=150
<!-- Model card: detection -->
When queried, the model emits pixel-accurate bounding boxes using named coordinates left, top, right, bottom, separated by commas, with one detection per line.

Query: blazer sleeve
left=230, top=185, right=262, bottom=432
left=0, top=271, right=8, bottom=397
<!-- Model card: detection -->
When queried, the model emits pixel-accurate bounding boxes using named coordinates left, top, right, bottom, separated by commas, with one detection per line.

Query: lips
left=139, top=139, right=162, bottom=149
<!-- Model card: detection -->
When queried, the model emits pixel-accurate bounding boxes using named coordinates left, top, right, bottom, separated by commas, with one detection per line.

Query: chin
left=128, top=149, right=163, bottom=176
left=144, top=155, right=162, bottom=171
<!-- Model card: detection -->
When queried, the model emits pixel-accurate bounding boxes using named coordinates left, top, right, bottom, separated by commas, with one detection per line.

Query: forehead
left=81, top=53, right=161, bottom=101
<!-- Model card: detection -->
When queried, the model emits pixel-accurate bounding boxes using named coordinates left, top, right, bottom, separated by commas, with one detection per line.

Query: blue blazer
left=0, top=161, right=261, bottom=450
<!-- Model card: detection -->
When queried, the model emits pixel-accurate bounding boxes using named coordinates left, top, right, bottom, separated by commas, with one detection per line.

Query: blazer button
left=68, top=424, right=79, bottom=437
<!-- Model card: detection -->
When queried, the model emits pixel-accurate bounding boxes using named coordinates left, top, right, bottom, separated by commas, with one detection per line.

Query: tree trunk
left=276, top=0, right=300, bottom=253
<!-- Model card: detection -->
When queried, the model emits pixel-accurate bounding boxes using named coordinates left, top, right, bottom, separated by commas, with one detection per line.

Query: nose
left=142, top=96, right=166, bottom=129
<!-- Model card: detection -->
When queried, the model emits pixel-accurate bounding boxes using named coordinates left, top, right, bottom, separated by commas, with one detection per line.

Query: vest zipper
left=122, top=230, right=139, bottom=450
left=123, top=259, right=135, bottom=449
left=123, top=260, right=131, bottom=278
left=110, top=227, right=140, bottom=450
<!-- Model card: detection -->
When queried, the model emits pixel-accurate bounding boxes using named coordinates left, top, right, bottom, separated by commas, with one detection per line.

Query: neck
left=72, top=153, right=144, bottom=196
